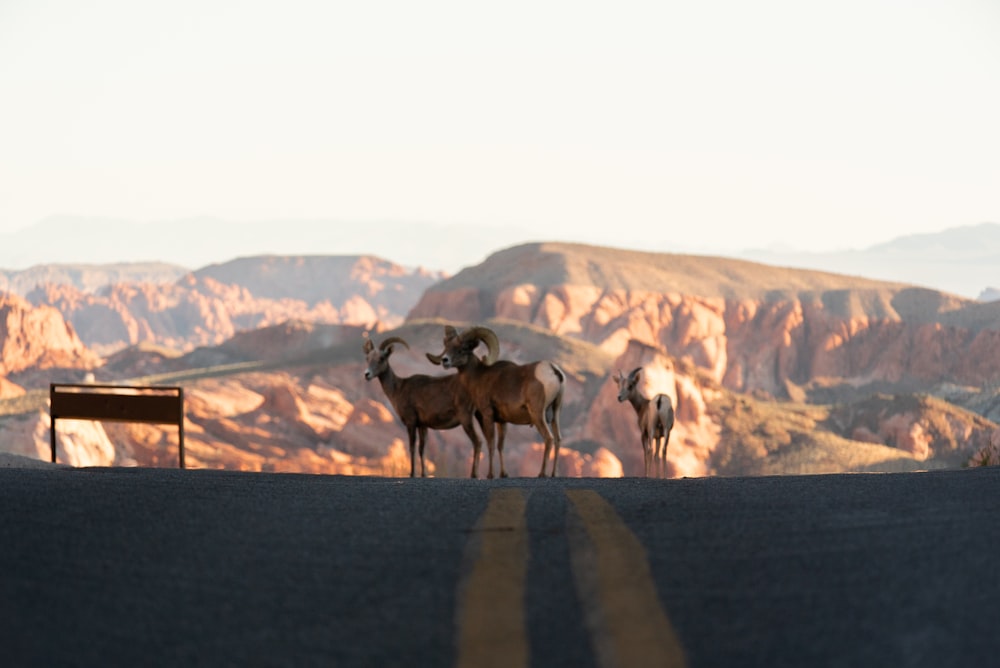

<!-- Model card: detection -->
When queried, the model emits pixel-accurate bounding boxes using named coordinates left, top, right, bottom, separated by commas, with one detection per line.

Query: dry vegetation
left=708, top=393, right=951, bottom=476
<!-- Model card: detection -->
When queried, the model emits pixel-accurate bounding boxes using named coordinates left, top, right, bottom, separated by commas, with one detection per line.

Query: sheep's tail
left=544, top=362, right=566, bottom=423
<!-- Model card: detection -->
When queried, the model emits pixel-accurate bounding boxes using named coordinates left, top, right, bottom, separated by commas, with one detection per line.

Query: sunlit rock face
left=27, top=256, right=444, bottom=355
left=0, top=294, right=99, bottom=376
left=410, top=243, right=1000, bottom=397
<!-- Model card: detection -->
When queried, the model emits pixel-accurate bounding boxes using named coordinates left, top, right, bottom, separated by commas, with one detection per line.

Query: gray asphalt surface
left=2, top=465, right=998, bottom=667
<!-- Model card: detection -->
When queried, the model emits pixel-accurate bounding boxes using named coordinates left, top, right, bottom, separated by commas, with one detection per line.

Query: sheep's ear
left=362, top=334, right=374, bottom=353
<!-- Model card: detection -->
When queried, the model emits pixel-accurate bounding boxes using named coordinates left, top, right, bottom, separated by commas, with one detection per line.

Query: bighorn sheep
left=614, top=367, right=675, bottom=478
left=362, top=333, right=483, bottom=478
left=427, top=325, right=565, bottom=478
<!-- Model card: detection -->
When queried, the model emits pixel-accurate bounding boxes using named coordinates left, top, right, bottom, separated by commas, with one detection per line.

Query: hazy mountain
left=0, top=215, right=536, bottom=274
left=738, top=222, right=1000, bottom=300
left=0, top=262, right=188, bottom=296
left=4, top=217, right=998, bottom=299
left=978, top=287, right=1000, bottom=303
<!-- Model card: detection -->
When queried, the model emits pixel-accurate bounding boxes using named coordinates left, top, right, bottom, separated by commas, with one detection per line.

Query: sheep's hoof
left=500, top=472, right=508, bottom=479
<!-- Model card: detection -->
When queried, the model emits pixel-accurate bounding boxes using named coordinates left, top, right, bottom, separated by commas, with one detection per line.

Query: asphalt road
left=2, top=465, right=999, bottom=667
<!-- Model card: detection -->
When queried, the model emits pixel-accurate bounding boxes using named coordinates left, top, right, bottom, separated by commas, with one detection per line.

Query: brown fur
left=428, top=326, right=565, bottom=478
left=363, top=334, right=483, bottom=478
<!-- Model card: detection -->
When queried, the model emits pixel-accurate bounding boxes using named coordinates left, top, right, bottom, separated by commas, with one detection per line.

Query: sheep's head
left=363, top=333, right=409, bottom=381
left=614, top=367, right=642, bottom=402
left=426, top=325, right=499, bottom=370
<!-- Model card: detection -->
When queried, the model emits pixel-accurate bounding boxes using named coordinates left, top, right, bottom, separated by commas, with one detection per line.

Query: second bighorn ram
left=363, top=333, right=483, bottom=478
left=614, top=367, right=675, bottom=478
left=428, top=325, right=565, bottom=478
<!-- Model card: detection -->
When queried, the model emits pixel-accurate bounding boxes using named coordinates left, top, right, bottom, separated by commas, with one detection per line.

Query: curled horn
left=426, top=326, right=457, bottom=365
left=628, top=367, right=643, bottom=382
left=425, top=325, right=458, bottom=366
left=379, top=336, right=410, bottom=353
left=462, top=326, right=500, bottom=365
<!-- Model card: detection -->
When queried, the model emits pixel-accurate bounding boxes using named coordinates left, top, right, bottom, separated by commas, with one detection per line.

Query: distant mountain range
left=734, top=222, right=1000, bottom=300
left=0, top=215, right=534, bottom=275
left=11, top=255, right=442, bottom=357
left=2, top=216, right=998, bottom=300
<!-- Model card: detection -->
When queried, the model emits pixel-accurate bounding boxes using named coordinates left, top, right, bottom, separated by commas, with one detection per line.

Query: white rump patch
left=534, top=362, right=565, bottom=405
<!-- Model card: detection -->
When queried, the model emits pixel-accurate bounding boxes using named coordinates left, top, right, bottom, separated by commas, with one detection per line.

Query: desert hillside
left=415, top=242, right=913, bottom=300
left=2, top=242, right=999, bottom=478
left=410, top=242, right=1000, bottom=397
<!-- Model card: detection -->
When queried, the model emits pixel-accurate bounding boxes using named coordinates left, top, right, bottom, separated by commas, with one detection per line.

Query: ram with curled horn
left=362, top=331, right=483, bottom=478
left=426, top=324, right=565, bottom=478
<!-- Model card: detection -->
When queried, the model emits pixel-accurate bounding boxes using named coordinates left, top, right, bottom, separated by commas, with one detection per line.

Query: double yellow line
left=455, top=489, right=530, bottom=668
left=455, top=488, right=686, bottom=668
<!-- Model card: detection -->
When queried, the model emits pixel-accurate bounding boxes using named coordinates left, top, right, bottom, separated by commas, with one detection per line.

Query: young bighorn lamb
left=614, top=367, right=675, bottom=478
left=363, top=333, right=483, bottom=478
left=427, top=325, right=565, bottom=478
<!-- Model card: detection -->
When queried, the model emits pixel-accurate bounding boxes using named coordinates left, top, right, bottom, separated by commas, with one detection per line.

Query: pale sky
left=1, top=0, right=998, bottom=255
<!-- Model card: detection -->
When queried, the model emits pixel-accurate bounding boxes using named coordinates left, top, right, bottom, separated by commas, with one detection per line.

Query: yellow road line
left=455, top=488, right=529, bottom=668
left=567, top=489, right=687, bottom=668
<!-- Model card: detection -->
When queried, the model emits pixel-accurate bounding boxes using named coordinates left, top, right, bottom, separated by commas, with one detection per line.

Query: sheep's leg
left=654, top=436, right=664, bottom=479
left=406, top=425, right=418, bottom=478
left=643, top=435, right=652, bottom=478
left=481, top=416, right=497, bottom=479
left=660, top=439, right=667, bottom=478
left=418, top=426, right=428, bottom=477
left=532, top=413, right=555, bottom=478
left=496, top=423, right=509, bottom=478
left=651, top=435, right=658, bottom=478
left=549, top=409, right=563, bottom=478
left=543, top=396, right=563, bottom=477
left=662, top=427, right=672, bottom=479
left=462, top=419, right=482, bottom=479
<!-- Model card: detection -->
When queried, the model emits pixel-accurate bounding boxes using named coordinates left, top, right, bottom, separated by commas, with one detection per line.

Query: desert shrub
left=968, top=439, right=1000, bottom=467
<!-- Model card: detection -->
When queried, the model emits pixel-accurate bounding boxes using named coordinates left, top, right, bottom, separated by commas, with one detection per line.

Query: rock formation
left=5, top=243, right=1000, bottom=477
left=0, top=293, right=98, bottom=376
left=27, top=255, right=445, bottom=355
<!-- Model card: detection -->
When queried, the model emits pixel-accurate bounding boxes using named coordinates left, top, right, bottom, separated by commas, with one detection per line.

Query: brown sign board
left=50, top=384, right=185, bottom=468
